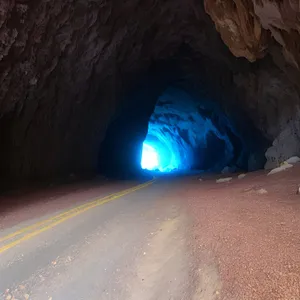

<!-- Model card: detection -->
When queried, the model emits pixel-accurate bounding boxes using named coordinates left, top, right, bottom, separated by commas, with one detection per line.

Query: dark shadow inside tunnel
left=98, top=58, right=268, bottom=179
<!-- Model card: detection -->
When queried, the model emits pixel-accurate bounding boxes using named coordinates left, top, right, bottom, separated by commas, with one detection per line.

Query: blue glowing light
left=141, top=87, right=236, bottom=173
left=141, top=139, right=178, bottom=173
left=141, top=143, right=159, bottom=171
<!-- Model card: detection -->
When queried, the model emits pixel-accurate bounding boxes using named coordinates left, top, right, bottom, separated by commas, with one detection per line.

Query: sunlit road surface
left=1, top=169, right=300, bottom=300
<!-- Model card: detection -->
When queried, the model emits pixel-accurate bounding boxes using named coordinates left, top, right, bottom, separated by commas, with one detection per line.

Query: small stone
left=238, top=173, right=246, bottom=179
left=285, top=156, right=300, bottom=165
left=29, top=77, right=37, bottom=85
left=216, top=177, right=232, bottom=183
left=5, top=289, right=10, bottom=294
left=24, top=294, right=30, bottom=300
left=296, top=186, right=300, bottom=195
left=257, top=188, right=267, bottom=194
left=198, top=178, right=202, bottom=181
left=268, top=163, right=293, bottom=175
left=19, top=285, right=25, bottom=290
left=6, top=295, right=12, bottom=300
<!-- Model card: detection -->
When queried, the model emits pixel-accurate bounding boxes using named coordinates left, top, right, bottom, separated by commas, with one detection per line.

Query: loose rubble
left=216, top=177, right=232, bottom=183
left=285, top=156, right=300, bottom=165
left=267, top=163, right=293, bottom=176
left=257, top=188, right=268, bottom=194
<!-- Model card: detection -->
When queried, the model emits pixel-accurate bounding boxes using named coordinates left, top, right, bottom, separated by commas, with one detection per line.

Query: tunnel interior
left=98, top=56, right=268, bottom=179
left=1, top=1, right=300, bottom=185
left=142, top=87, right=244, bottom=174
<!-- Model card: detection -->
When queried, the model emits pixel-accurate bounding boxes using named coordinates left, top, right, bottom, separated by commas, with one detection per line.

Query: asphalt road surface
left=1, top=169, right=300, bottom=300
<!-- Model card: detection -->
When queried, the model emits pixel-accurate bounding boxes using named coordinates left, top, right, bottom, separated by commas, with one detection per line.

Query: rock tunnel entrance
left=98, top=59, right=267, bottom=179
left=141, top=87, right=247, bottom=174
left=2, top=1, right=300, bottom=185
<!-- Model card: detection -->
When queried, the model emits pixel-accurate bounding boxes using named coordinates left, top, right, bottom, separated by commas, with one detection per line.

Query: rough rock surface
left=1, top=0, right=300, bottom=181
left=145, top=87, right=257, bottom=172
left=204, top=0, right=300, bottom=169
left=204, top=0, right=270, bottom=61
left=205, top=0, right=300, bottom=71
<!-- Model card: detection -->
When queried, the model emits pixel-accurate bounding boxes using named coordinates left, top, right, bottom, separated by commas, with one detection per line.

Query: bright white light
left=141, top=143, right=159, bottom=170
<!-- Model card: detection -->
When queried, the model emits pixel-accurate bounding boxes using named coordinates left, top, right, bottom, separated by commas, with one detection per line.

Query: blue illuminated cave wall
left=99, top=64, right=266, bottom=179
left=141, top=87, right=249, bottom=173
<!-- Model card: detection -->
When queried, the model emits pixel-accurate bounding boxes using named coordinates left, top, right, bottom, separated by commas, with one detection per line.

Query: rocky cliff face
left=205, top=0, right=300, bottom=68
left=205, top=0, right=300, bottom=168
left=0, top=0, right=300, bottom=181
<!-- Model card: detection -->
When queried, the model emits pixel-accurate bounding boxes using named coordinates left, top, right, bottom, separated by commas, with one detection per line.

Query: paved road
left=1, top=169, right=300, bottom=300
left=0, top=178, right=199, bottom=300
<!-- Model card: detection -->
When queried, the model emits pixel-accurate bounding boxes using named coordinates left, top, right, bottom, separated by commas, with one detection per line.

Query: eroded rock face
left=254, top=0, right=300, bottom=68
left=0, top=0, right=300, bottom=181
left=233, top=61, right=300, bottom=168
left=205, top=0, right=300, bottom=70
left=146, top=87, right=238, bottom=172
left=204, top=0, right=270, bottom=62
left=145, top=86, right=266, bottom=173
left=204, top=0, right=300, bottom=169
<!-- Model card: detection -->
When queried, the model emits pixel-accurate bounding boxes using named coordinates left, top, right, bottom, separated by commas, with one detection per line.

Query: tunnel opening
left=140, top=86, right=265, bottom=175
left=1, top=0, right=300, bottom=186
left=97, top=54, right=269, bottom=180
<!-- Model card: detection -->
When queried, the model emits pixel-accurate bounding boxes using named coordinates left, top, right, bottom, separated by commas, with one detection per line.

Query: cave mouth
left=98, top=57, right=268, bottom=180
left=140, top=86, right=252, bottom=175
left=2, top=0, right=300, bottom=185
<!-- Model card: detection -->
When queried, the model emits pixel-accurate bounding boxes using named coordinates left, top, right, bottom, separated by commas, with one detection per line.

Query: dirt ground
left=186, top=166, right=300, bottom=300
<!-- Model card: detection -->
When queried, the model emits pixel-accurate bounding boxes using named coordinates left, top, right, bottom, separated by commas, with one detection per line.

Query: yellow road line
left=0, top=179, right=155, bottom=254
left=0, top=180, right=153, bottom=243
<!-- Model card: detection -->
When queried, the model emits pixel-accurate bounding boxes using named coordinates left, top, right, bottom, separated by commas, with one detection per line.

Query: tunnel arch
left=140, top=85, right=265, bottom=175
left=1, top=1, right=299, bottom=183
left=98, top=59, right=267, bottom=179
